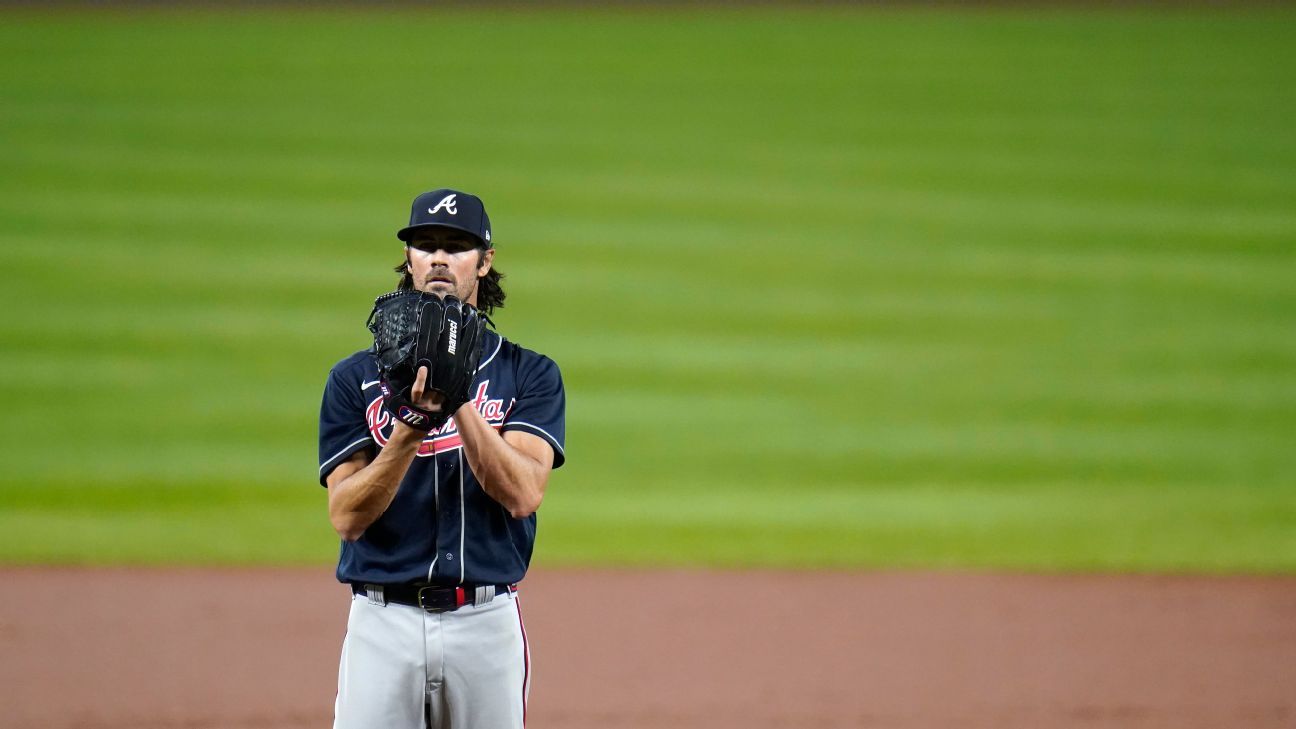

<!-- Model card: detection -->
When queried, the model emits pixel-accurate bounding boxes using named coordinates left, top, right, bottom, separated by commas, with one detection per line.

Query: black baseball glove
left=367, top=291, right=487, bottom=432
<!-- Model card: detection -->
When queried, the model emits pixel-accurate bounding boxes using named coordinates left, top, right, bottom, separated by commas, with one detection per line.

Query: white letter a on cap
left=429, top=194, right=458, bottom=215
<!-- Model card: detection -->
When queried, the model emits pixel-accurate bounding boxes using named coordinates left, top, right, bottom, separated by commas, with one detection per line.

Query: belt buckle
left=417, top=586, right=465, bottom=613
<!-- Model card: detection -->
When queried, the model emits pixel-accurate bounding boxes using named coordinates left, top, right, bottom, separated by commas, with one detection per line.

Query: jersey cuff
left=318, top=436, right=375, bottom=486
left=501, top=421, right=565, bottom=469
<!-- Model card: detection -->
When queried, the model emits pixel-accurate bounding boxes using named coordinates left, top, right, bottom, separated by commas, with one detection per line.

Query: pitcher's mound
left=1, top=568, right=1292, bottom=728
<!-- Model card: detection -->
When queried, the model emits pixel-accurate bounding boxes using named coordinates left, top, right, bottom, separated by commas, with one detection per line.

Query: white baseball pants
left=333, top=590, right=530, bottom=729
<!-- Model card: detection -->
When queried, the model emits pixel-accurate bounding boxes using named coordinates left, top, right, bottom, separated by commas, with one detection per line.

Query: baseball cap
left=396, top=188, right=493, bottom=248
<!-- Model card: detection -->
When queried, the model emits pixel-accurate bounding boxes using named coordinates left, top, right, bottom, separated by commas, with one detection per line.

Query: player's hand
left=367, top=289, right=482, bottom=433
left=410, top=366, right=448, bottom=413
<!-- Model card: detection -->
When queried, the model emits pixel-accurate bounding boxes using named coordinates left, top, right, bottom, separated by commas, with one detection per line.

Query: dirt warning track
left=0, top=568, right=1291, bottom=728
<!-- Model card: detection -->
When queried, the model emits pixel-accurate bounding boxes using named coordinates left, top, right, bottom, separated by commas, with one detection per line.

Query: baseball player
left=317, top=189, right=566, bottom=729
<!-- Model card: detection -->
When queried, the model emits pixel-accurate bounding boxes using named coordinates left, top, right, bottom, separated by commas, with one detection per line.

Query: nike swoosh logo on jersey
left=361, top=380, right=381, bottom=389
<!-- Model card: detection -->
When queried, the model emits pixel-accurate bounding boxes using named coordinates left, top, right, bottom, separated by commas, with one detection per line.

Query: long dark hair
left=393, top=248, right=506, bottom=316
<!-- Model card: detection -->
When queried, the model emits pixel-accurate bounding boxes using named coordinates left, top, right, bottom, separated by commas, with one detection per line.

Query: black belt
left=351, top=583, right=515, bottom=612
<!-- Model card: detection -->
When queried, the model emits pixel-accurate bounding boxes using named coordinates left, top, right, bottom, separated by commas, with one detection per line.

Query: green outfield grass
left=1, top=7, right=1293, bottom=572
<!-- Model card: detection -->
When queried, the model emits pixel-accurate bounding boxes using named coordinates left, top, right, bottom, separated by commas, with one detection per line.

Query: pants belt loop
left=473, top=584, right=496, bottom=606
left=365, top=584, right=385, bottom=606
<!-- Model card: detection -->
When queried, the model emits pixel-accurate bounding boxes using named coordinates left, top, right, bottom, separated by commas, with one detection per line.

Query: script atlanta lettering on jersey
left=365, top=381, right=512, bottom=455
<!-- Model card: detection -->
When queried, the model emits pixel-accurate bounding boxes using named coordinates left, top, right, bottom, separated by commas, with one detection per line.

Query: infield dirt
left=0, top=568, right=1291, bottom=728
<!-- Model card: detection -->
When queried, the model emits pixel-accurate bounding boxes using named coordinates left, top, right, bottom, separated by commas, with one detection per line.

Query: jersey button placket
left=431, top=452, right=461, bottom=582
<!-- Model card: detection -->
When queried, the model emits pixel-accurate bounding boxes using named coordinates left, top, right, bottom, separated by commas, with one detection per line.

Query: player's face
left=405, top=229, right=494, bottom=305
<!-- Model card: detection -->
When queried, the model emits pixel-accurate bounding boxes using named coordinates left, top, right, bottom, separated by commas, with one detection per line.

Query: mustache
left=423, top=267, right=456, bottom=284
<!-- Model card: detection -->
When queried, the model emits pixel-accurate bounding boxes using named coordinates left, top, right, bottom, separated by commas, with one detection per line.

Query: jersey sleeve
left=318, top=364, right=375, bottom=487
left=502, top=355, right=567, bottom=469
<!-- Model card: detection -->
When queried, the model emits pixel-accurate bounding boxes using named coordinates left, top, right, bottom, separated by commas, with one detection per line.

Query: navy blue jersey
left=318, top=329, right=565, bottom=586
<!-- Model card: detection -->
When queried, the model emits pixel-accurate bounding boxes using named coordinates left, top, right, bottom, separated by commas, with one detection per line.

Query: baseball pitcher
left=318, top=189, right=566, bottom=729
